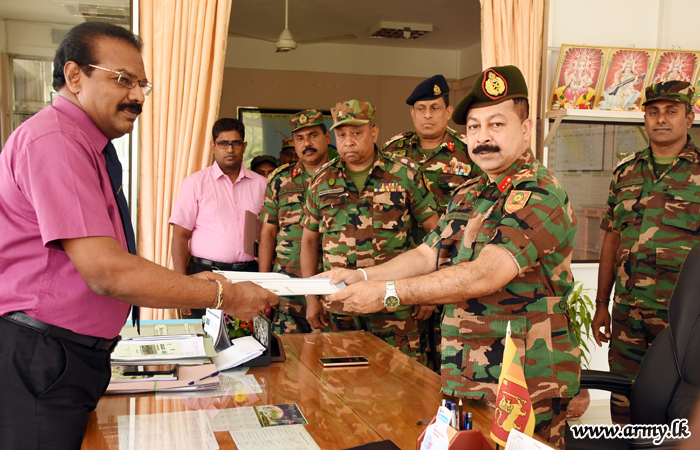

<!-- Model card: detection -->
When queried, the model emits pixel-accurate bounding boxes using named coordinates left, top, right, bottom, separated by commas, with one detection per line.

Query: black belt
left=1, top=312, right=121, bottom=352
left=192, top=256, right=255, bottom=271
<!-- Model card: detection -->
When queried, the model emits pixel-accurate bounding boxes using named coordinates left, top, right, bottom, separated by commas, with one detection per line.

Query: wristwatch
left=383, top=280, right=400, bottom=310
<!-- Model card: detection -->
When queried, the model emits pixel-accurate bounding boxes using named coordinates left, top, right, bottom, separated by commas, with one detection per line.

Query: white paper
left=112, top=336, right=206, bottom=361
left=213, top=271, right=346, bottom=295
left=420, top=406, right=451, bottom=450
left=230, top=425, right=321, bottom=450
left=215, top=271, right=290, bottom=280
left=212, top=337, right=265, bottom=372
left=505, top=428, right=553, bottom=450
left=156, top=372, right=261, bottom=399
left=210, top=407, right=262, bottom=432
left=117, top=410, right=218, bottom=450
left=204, top=309, right=224, bottom=346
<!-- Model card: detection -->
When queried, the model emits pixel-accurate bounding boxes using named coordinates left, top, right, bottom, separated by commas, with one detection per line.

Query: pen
left=416, top=418, right=432, bottom=425
left=188, top=371, right=219, bottom=385
left=466, top=412, right=472, bottom=430
left=459, top=398, right=463, bottom=431
left=450, top=403, right=457, bottom=429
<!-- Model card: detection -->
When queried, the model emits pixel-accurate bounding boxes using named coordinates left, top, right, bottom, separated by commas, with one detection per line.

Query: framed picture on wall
left=691, top=77, right=700, bottom=115
left=646, top=50, right=700, bottom=90
left=549, top=45, right=609, bottom=111
left=595, top=48, right=655, bottom=112
left=237, top=107, right=337, bottom=168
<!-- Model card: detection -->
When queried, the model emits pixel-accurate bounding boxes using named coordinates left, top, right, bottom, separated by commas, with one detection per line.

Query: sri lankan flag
left=490, top=321, right=535, bottom=446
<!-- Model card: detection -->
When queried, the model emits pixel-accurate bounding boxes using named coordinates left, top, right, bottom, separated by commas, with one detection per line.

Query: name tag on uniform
left=374, top=183, right=404, bottom=192
left=280, top=187, right=305, bottom=195
left=319, top=187, right=345, bottom=196
left=444, top=212, right=471, bottom=222
left=615, top=178, right=643, bottom=190
left=441, top=161, right=470, bottom=176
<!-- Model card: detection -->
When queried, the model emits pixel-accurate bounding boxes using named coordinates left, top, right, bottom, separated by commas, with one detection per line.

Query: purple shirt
left=169, top=163, right=266, bottom=263
left=0, top=96, right=130, bottom=338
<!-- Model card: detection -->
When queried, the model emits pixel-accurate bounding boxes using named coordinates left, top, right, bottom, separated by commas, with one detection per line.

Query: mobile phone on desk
left=320, top=356, right=370, bottom=367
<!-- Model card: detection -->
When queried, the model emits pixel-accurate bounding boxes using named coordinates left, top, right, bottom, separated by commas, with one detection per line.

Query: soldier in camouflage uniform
left=279, top=136, right=299, bottom=165
left=259, top=109, right=331, bottom=334
left=300, top=100, right=439, bottom=362
left=324, top=67, right=581, bottom=449
left=383, top=75, right=479, bottom=217
left=592, top=80, right=699, bottom=424
left=383, top=75, right=481, bottom=370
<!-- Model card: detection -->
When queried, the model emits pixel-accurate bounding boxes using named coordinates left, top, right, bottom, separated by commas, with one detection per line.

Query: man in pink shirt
left=170, top=118, right=267, bottom=317
left=0, top=23, right=277, bottom=450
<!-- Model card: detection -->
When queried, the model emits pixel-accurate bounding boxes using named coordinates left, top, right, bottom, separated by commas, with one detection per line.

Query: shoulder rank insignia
left=614, top=153, right=637, bottom=171
left=268, top=163, right=290, bottom=181
left=385, top=132, right=410, bottom=147
left=497, top=176, right=513, bottom=193
left=505, top=190, right=531, bottom=214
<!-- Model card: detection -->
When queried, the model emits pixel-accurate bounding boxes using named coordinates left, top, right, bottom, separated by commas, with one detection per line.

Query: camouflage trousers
left=330, top=310, right=427, bottom=364
left=609, top=303, right=669, bottom=424
left=272, top=309, right=330, bottom=335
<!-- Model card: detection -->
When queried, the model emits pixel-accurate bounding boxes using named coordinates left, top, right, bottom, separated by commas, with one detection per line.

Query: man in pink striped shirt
left=170, top=118, right=267, bottom=317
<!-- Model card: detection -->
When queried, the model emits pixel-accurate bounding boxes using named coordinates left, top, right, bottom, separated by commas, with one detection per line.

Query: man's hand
left=222, top=281, right=279, bottom=321
left=591, top=305, right=612, bottom=346
left=306, top=295, right=329, bottom=330
left=412, top=305, right=435, bottom=320
left=316, top=268, right=367, bottom=285
left=326, top=281, right=385, bottom=315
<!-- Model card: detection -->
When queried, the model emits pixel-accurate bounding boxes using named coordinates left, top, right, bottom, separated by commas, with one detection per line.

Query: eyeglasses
left=88, top=64, right=153, bottom=96
left=216, top=140, right=244, bottom=149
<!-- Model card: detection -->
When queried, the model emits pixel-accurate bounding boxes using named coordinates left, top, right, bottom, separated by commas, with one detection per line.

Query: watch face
left=384, top=295, right=399, bottom=309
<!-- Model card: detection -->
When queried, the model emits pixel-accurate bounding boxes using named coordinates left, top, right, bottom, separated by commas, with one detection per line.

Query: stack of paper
left=212, top=336, right=266, bottom=372
left=106, top=363, right=221, bottom=394
left=214, top=271, right=346, bottom=296
left=112, top=335, right=215, bottom=365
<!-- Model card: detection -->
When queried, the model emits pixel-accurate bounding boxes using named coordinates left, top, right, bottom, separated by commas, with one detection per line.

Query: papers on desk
left=112, top=335, right=206, bottom=362
left=156, top=370, right=261, bottom=399
left=210, top=403, right=308, bottom=432
left=505, top=428, right=552, bottom=450
left=118, top=410, right=218, bottom=450
left=230, top=425, right=321, bottom=450
left=214, top=271, right=346, bottom=296
left=212, top=336, right=266, bottom=371
left=105, top=363, right=220, bottom=394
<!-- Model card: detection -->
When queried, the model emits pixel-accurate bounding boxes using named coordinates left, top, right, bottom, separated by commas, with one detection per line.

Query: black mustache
left=472, top=144, right=501, bottom=154
left=302, top=147, right=318, bottom=154
left=118, top=102, right=143, bottom=115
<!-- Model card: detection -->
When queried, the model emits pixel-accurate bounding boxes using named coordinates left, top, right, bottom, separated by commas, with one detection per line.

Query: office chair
left=565, top=242, right=700, bottom=450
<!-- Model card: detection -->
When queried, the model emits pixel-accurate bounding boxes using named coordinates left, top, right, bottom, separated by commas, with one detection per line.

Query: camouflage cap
left=251, top=155, right=278, bottom=171
left=406, top=74, right=449, bottom=105
left=281, top=136, right=294, bottom=149
left=452, top=65, right=529, bottom=125
left=290, top=109, right=325, bottom=133
left=642, top=80, right=694, bottom=107
left=330, top=100, right=375, bottom=130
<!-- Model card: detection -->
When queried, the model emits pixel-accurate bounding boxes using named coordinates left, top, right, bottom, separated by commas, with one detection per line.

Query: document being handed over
left=214, top=271, right=346, bottom=296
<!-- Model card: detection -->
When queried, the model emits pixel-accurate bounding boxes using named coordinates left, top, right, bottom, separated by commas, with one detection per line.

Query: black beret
left=453, top=65, right=529, bottom=125
left=406, top=75, right=450, bottom=105
left=251, top=155, right=278, bottom=171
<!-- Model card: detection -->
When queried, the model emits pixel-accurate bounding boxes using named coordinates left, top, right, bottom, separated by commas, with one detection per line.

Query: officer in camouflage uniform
left=592, top=80, right=699, bottom=424
left=300, top=100, right=439, bottom=362
left=324, top=67, right=581, bottom=449
left=279, top=136, right=299, bottom=165
left=259, top=109, right=331, bottom=334
left=383, top=75, right=481, bottom=370
left=383, top=75, right=479, bottom=217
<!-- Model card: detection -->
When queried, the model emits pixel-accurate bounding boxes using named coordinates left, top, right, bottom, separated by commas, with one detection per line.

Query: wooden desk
left=81, top=331, right=496, bottom=450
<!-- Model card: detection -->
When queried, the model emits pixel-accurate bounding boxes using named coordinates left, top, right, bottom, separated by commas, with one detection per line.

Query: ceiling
left=0, top=0, right=481, bottom=51
left=229, top=0, right=481, bottom=51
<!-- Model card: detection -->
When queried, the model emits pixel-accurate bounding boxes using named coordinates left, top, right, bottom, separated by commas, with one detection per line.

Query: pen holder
left=416, top=417, right=494, bottom=450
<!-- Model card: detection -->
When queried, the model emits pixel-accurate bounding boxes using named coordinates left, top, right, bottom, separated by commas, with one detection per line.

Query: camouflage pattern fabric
left=533, top=397, right=569, bottom=450
left=330, top=100, right=375, bottom=129
left=302, top=150, right=437, bottom=359
left=259, top=161, right=326, bottom=332
left=642, top=80, right=694, bottom=106
left=289, top=109, right=325, bottom=132
left=600, top=138, right=700, bottom=310
left=329, top=310, right=426, bottom=364
left=424, top=148, right=581, bottom=404
left=383, top=127, right=479, bottom=214
left=609, top=304, right=669, bottom=424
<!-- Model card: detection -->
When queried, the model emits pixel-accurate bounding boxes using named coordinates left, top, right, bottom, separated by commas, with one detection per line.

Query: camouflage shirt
left=302, top=150, right=438, bottom=314
left=601, top=137, right=700, bottom=310
left=259, top=161, right=319, bottom=316
left=382, top=127, right=479, bottom=213
left=424, top=149, right=581, bottom=403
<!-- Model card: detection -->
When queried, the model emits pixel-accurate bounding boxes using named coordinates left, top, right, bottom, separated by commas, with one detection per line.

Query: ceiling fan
left=229, top=0, right=356, bottom=52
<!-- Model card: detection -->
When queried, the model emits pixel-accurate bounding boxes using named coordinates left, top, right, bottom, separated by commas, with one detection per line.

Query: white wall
left=0, top=20, right=7, bottom=53
left=226, top=35, right=479, bottom=80
left=5, top=20, right=72, bottom=58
